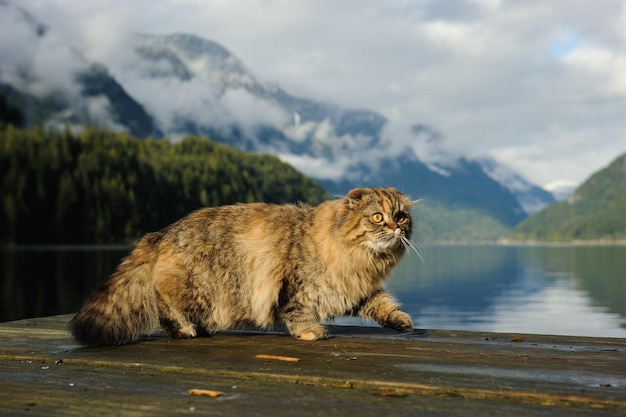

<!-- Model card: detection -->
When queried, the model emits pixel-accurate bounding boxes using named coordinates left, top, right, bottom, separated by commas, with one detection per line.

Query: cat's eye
left=371, top=213, right=384, bottom=223
left=396, top=213, right=407, bottom=222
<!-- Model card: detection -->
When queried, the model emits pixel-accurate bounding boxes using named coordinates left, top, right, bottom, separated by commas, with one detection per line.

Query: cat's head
left=340, top=187, right=413, bottom=254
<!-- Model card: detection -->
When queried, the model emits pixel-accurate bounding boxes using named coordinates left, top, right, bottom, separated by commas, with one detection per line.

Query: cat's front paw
left=295, top=325, right=328, bottom=341
left=385, top=310, right=413, bottom=333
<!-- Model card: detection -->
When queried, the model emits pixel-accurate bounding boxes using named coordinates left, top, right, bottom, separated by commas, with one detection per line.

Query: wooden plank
left=0, top=315, right=625, bottom=416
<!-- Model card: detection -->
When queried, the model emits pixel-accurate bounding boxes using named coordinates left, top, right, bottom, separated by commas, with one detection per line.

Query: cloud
left=221, top=89, right=289, bottom=131
left=124, top=75, right=229, bottom=133
left=0, top=2, right=84, bottom=99
left=608, top=55, right=626, bottom=96
left=83, top=95, right=128, bottom=132
left=278, top=153, right=353, bottom=181
left=10, top=0, right=626, bottom=188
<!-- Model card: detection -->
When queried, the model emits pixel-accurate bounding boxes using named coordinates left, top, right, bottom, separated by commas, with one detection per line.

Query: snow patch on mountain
left=426, top=163, right=452, bottom=177
left=478, top=158, right=555, bottom=214
left=544, top=180, right=577, bottom=201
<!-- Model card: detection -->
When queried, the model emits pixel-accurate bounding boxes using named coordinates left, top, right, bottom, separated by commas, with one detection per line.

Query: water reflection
left=1, top=245, right=625, bottom=338
left=383, top=245, right=626, bottom=337
left=1, top=246, right=130, bottom=322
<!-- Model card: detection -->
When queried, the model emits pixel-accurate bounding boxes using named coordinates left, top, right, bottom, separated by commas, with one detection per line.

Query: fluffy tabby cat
left=69, top=187, right=416, bottom=346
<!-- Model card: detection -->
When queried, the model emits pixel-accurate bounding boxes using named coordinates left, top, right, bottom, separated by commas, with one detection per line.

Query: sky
left=10, top=0, right=626, bottom=189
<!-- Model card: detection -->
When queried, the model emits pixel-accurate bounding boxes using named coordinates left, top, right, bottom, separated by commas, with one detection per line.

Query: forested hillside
left=0, top=126, right=327, bottom=243
left=509, top=153, right=626, bottom=242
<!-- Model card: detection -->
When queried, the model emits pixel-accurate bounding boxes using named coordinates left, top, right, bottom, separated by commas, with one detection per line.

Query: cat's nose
left=393, top=227, right=402, bottom=236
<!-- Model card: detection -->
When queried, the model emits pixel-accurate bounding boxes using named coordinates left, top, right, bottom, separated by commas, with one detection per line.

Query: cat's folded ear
left=344, top=188, right=369, bottom=208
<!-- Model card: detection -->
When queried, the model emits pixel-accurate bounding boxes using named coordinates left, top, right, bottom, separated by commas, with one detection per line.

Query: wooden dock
left=1, top=315, right=625, bottom=416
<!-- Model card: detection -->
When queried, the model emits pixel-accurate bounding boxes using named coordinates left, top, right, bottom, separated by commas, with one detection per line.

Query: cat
left=69, top=187, right=416, bottom=346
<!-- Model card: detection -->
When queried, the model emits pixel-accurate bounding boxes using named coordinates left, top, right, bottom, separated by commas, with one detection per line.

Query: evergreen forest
left=0, top=125, right=328, bottom=244
left=509, top=153, right=626, bottom=242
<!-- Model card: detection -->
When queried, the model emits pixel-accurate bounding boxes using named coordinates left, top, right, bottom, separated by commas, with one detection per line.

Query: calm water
left=1, top=245, right=625, bottom=338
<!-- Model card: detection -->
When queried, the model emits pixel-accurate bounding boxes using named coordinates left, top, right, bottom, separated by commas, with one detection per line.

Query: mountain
left=119, top=33, right=533, bottom=227
left=509, top=153, right=626, bottom=241
left=0, top=1, right=162, bottom=138
left=2, top=3, right=552, bottom=239
left=319, top=153, right=527, bottom=227
left=75, top=63, right=162, bottom=138
left=125, top=33, right=385, bottom=158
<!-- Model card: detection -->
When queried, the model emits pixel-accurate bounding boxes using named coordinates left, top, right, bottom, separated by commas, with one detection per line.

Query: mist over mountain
left=116, top=32, right=549, bottom=225
left=1, top=1, right=561, bottom=236
left=0, top=1, right=161, bottom=138
left=121, top=33, right=387, bottom=162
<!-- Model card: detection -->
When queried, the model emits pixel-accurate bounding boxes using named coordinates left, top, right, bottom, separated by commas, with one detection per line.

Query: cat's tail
left=68, top=234, right=161, bottom=346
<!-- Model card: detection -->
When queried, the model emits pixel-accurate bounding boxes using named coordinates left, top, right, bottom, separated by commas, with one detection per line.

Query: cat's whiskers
left=401, top=236, right=425, bottom=264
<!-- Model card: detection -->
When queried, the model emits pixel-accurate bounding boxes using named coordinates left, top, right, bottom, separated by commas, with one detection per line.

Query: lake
left=1, top=245, right=625, bottom=338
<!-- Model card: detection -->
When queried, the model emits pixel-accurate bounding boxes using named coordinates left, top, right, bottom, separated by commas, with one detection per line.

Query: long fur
left=69, top=187, right=415, bottom=346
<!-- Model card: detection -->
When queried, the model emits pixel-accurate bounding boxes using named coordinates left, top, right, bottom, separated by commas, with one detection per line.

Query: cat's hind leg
left=155, top=288, right=199, bottom=339
left=153, top=262, right=201, bottom=339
